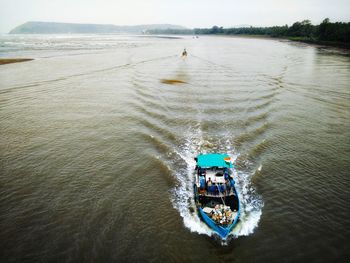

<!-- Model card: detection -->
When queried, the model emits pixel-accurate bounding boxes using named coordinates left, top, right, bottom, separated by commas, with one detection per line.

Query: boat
left=193, top=153, right=240, bottom=238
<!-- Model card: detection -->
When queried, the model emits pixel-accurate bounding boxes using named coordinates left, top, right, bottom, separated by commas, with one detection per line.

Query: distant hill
left=9, top=21, right=187, bottom=34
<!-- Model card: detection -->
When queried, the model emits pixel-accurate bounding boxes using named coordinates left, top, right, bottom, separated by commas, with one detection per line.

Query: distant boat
left=193, top=153, right=240, bottom=239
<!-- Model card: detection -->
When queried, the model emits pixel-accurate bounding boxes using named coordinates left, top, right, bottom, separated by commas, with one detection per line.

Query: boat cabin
left=195, top=154, right=235, bottom=196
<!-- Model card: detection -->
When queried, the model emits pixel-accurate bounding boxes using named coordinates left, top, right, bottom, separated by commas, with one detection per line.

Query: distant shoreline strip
left=0, top=58, right=33, bottom=65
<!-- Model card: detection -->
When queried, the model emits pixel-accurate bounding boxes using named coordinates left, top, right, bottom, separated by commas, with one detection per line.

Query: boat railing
left=201, top=189, right=236, bottom=197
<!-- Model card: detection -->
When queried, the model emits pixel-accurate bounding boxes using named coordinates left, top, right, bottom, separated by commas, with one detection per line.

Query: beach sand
left=0, top=58, right=33, bottom=65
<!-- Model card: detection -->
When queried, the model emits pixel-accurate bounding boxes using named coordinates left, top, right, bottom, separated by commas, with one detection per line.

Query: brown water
left=0, top=35, right=349, bottom=262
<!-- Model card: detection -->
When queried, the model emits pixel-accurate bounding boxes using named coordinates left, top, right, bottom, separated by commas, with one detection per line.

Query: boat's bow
left=199, top=207, right=240, bottom=238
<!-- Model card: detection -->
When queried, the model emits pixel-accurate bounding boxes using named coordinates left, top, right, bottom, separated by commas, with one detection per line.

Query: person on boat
left=199, top=175, right=206, bottom=189
left=225, top=179, right=231, bottom=194
left=219, top=183, right=225, bottom=194
left=209, top=184, right=216, bottom=195
left=182, top=48, right=187, bottom=57
left=207, top=177, right=212, bottom=187
left=224, top=168, right=230, bottom=180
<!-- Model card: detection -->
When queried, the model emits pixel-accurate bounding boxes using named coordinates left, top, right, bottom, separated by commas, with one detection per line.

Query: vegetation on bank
left=147, top=19, right=350, bottom=47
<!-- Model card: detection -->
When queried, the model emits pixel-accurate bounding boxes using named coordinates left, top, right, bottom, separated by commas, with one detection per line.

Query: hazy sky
left=0, top=0, right=349, bottom=33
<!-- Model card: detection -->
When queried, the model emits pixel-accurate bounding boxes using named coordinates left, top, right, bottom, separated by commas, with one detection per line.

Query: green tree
left=318, top=18, right=330, bottom=40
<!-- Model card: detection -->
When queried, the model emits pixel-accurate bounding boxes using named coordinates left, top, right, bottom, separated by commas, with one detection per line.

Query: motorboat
left=193, top=153, right=240, bottom=238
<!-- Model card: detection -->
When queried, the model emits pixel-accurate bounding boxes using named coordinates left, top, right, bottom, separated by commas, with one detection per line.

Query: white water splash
left=231, top=168, right=263, bottom=237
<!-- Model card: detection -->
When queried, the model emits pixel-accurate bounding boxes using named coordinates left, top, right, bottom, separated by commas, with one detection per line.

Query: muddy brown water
left=0, top=34, right=349, bottom=262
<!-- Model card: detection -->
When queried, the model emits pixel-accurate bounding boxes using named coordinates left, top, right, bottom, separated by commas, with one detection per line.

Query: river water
left=0, top=34, right=349, bottom=262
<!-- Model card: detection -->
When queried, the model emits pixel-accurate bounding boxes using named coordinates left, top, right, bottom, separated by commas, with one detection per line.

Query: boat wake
left=127, top=52, right=265, bottom=243
left=169, top=124, right=263, bottom=242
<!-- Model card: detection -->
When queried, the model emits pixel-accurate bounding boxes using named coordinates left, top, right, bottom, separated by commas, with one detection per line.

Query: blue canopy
left=197, top=153, right=232, bottom=168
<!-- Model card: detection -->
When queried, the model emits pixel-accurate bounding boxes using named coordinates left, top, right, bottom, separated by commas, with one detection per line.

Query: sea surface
left=0, top=34, right=349, bottom=262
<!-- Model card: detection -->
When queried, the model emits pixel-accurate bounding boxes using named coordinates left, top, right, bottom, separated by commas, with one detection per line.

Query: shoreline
left=0, top=58, right=34, bottom=65
left=203, top=34, right=350, bottom=50
left=287, top=37, right=350, bottom=50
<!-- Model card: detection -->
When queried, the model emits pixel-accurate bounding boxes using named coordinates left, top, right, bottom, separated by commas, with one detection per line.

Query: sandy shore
left=0, top=58, right=33, bottom=65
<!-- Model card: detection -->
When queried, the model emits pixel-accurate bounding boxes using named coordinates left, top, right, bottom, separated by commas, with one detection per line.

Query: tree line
left=147, top=19, right=350, bottom=43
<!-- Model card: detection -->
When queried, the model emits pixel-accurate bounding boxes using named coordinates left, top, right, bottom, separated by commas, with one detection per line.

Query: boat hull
left=197, top=186, right=240, bottom=239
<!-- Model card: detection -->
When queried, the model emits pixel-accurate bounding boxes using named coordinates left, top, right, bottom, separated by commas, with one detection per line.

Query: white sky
left=0, top=0, right=349, bottom=33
